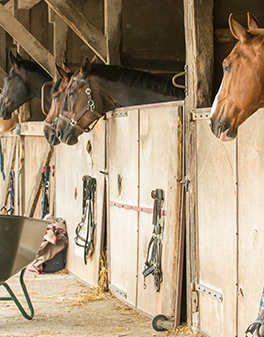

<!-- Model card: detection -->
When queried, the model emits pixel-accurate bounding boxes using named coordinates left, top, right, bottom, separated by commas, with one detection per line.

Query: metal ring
left=85, top=88, right=92, bottom=95
left=70, top=119, right=77, bottom=126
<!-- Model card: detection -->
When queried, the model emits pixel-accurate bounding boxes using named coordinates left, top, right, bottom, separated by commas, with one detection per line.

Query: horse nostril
left=56, top=129, right=62, bottom=140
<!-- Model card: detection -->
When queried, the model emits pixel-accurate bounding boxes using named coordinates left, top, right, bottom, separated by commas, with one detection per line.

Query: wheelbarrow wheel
left=151, top=314, right=169, bottom=331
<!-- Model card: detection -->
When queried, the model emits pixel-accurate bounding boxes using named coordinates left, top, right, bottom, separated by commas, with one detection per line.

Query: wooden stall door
left=55, top=119, right=105, bottom=287
left=108, top=102, right=183, bottom=318
left=237, top=108, right=264, bottom=337
left=196, top=118, right=237, bottom=337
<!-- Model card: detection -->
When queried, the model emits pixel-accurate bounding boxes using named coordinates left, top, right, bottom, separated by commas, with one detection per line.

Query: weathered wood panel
left=196, top=119, right=237, bottom=336
left=44, top=0, right=106, bottom=62
left=55, top=119, right=105, bottom=287
left=237, top=108, right=264, bottom=337
left=108, top=102, right=183, bottom=318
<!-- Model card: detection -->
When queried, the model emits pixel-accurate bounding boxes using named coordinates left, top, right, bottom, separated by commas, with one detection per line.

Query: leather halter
left=58, top=76, right=102, bottom=133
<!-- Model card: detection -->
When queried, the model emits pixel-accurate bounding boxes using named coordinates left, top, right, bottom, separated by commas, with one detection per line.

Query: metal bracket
left=159, top=319, right=174, bottom=330
left=195, top=281, right=223, bottom=302
left=180, top=176, right=190, bottom=192
left=190, top=111, right=210, bottom=121
left=107, top=111, right=128, bottom=119
left=109, top=284, right=127, bottom=299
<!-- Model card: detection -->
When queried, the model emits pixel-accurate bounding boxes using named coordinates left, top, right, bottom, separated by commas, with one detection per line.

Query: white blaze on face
left=210, top=79, right=223, bottom=118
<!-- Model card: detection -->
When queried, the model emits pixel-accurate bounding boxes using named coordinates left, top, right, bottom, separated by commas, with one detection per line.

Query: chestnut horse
left=0, top=51, right=52, bottom=121
left=210, top=13, right=264, bottom=141
left=43, top=65, right=73, bottom=145
left=56, top=57, right=185, bottom=145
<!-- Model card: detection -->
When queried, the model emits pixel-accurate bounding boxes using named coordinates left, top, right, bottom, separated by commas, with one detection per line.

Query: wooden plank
left=48, top=8, right=68, bottom=79
left=183, top=0, right=214, bottom=328
left=237, top=108, right=264, bottom=337
left=0, top=67, right=7, bottom=90
left=0, top=137, right=16, bottom=208
left=44, top=0, right=106, bottom=63
left=104, top=0, right=122, bottom=65
left=24, top=145, right=53, bottom=217
left=5, top=0, right=42, bottom=11
left=0, top=27, right=6, bottom=71
left=197, top=119, right=237, bottom=337
left=0, top=4, right=55, bottom=77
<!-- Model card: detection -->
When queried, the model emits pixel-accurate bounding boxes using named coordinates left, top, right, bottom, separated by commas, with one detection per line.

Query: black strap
left=142, top=189, right=164, bottom=292
left=41, top=166, right=50, bottom=219
left=0, top=170, right=14, bottom=215
left=74, top=175, right=96, bottom=264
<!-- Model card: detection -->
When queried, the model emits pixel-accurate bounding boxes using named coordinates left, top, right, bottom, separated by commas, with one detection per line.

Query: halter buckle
left=85, top=88, right=92, bottom=95
left=70, top=119, right=77, bottom=126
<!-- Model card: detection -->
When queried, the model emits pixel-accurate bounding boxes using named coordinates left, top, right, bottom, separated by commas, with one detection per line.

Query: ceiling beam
left=44, top=0, right=107, bottom=63
left=5, top=0, right=42, bottom=12
left=0, top=4, right=55, bottom=77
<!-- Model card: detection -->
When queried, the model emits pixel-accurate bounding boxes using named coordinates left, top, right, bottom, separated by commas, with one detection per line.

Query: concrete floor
left=0, top=270, right=202, bottom=337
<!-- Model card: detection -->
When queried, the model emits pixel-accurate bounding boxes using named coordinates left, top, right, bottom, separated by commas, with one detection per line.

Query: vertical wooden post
left=0, top=27, right=6, bottom=71
left=48, top=7, right=68, bottom=80
left=183, top=0, right=214, bottom=329
left=104, top=0, right=122, bottom=65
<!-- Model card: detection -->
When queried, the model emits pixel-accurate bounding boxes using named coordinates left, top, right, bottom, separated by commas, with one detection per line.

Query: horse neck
left=91, top=75, right=182, bottom=108
left=26, top=70, right=52, bottom=101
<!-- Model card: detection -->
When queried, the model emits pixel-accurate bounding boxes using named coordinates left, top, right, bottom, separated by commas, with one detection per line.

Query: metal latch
left=195, top=281, right=223, bottom=302
left=189, top=108, right=211, bottom=121
left=107, top=111, right=128, bottom=119
left=109, top=284, right=127, bottom=299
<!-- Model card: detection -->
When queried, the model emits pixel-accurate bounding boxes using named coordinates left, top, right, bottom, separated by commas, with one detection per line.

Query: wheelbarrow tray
left=0, top=215, right=48, bottom=284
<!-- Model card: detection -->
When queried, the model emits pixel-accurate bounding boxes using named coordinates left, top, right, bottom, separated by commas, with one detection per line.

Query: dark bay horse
left=210, top=13, right=264, bottom=141
left=0, top=52, right=52, bottom=121
left=56, top=57, right=185, bottom=145
left=43, top=65, right=73, bottom=145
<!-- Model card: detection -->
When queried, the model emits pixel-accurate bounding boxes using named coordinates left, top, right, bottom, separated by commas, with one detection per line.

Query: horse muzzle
left=209, top=118, right=236, bottom=141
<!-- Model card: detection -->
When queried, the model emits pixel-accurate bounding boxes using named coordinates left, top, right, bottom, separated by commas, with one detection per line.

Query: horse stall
left=0, top=0, right=188, bottom=331
left=183, top=0, right=264, bottom=336
left=107, top=101, right=184, bottom=319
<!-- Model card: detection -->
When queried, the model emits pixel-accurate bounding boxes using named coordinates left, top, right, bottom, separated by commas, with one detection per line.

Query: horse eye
left=53, top=95, right=59, bottom=101
left=223, top=63, right=231, bottom=74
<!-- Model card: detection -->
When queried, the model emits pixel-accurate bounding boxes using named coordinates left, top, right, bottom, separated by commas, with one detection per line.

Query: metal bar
left=109, top=201, right=166, bottom=216
left=195, top=282, right=223, bottom=302
left=0, top=268, right=34, bottom=320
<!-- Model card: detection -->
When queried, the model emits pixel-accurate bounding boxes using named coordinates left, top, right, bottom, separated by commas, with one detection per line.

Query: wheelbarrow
left=0, top=215, right=49, bottom=320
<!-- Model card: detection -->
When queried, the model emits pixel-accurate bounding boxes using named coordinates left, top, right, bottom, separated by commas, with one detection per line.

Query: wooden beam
left=5, top=0, right=42, bottom=12
left=0, top=67, right=7, bottom=90
left=44, top=0, right=107, bottom=63
left=104, top=0, right=122, bottom=65
left=183, top=0, right=214, bottom=329
left=48, top=7, right=68, bottom=78
left=0, top=4, right=55, bottom=77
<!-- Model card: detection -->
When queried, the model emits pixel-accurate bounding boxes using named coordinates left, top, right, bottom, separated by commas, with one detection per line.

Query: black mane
left=90, top=64, right=185, bottom=98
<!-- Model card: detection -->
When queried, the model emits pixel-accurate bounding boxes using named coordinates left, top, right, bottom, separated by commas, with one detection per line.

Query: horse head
left=56, top=57, right=118, bottom=145
left=210, top=13, right=264, bottom=141
left=0, top=52, right=30, bottom=120
left=43, top=65, right=73, bottom=146
left=0, top=51, right=51, bottom=121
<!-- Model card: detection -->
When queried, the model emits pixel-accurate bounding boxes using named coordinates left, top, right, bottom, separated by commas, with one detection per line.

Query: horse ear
left=62, top=62, right=72, bottom=74
left=16, top=52, right=23, bottom=61
left=80, top=57, right=91, bottom=76
left=55, top=64, right=72, bottom=81
left=229, top=14, right=250, bottom=42
left=10, top=51, right=21, bottom=68
left=247, top=12, right=260, bottom=30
